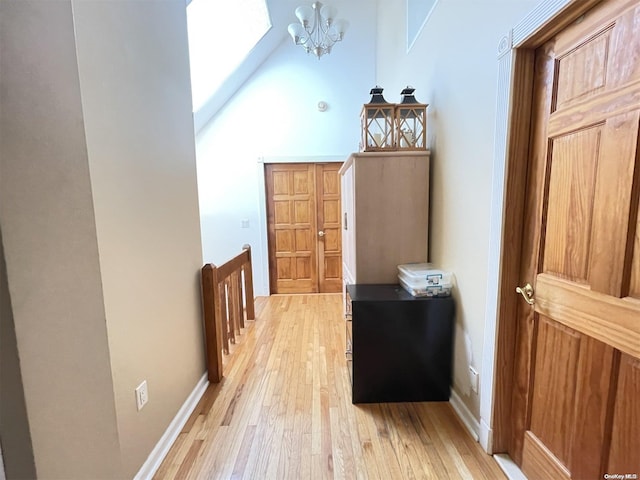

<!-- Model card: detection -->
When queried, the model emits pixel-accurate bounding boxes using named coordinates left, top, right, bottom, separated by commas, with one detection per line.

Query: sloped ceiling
left=192, top=0, right=354, bottom=133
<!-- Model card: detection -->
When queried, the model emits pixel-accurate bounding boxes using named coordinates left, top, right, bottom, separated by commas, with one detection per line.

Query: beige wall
left=0, top=226, right=36, bottom=479
left=72, top=1, right=205, bottom=475
left=375, top=0, right=537, bottom=418
left=0, top=0, right=204, bottom=478
left=0, top=1, right=123, bottom=477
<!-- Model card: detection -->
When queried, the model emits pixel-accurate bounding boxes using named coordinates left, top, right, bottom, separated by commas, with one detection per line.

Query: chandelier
left=287, top=2, right=348, bottom=59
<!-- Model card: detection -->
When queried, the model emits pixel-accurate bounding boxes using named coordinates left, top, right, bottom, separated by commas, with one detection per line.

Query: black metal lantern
left=360, top=86, right=395, bottom=151
left=395, top=86, right=427, bottom=150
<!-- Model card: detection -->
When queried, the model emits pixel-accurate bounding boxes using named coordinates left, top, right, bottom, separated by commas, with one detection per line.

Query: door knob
left=515, top=283, right=535, bottom=305
left=318, top=231, right=325, bottom=237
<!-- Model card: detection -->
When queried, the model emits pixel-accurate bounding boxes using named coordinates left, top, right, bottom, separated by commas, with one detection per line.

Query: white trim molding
left=512, top=0, right=574, bottom=46
left=134, top=374, right=209, bottom=480
left=480, top=29, right=516, bottom=456
left=494, top=454, right=528, bottom=480
left=449, top=389, right=480, bottom=442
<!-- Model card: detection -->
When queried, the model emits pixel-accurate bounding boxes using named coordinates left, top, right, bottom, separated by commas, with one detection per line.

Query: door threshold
left=494, top=454, right=527, bottom=480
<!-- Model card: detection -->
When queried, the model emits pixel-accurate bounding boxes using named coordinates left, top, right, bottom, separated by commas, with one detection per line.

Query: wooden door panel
left=529, top=317, right=581, bottom=466
left=607, top=4, right=640, bottom=87
left=293, top=170, right=310, bottom=194
left=323, top=226, right=340, bottom=251
left=276, top=257, right=292, bottom=279
left=543, top=125, right=601, bottom=282
left=294, top=200, right=311, bottom=223
left=295, top=257, right=311, bottom=280
left=274, top=201, right=291, bottom=224
left=527, top=316, right=617, bottom=479
left=590, top=110, right=640, bottom=296
left=294, top=229, right=311, bottom=252
left=272, top=171, right=289, bottom=195
left=522, top=431, right=570, bottom=480
left=554, top=27, right=612, bottom=111
left=568, top=336, right=616, bottom=479
left=275, top=230, right=294, bottom=252
left=608, top=354, right=640, bottom=473
left=543, top=110, right=640, bottom=295
left=322, top=256, right=341, bottom=282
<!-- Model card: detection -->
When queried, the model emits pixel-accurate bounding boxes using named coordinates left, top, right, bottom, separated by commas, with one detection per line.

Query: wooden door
left=265, top=163, right=342, bottom=294
left=316, top=163, right=343, bottom=293
left=510, top=1, right=640, bottom=478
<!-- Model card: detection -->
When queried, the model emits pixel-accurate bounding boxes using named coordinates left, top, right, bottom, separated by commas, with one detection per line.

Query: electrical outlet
left=241, top=219, right=250, bottom=228
left=135, top=380, right=149, bottom=411
left=469, top=366, right=479, bottom=394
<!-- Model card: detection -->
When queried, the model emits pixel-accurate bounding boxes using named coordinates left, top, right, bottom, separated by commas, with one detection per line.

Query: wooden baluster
left=226, top=276, right=235, bottom=340
left=243, top=245, right=255, bottom=320
left=201, top=264, right=223, bottom=383
left=219, top=278, right=231, bottom=351
left=234, top=269, right=244, bottom=329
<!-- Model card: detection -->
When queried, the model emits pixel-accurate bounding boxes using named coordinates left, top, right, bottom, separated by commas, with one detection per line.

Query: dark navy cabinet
left=346, top=284, right=455, bottom=404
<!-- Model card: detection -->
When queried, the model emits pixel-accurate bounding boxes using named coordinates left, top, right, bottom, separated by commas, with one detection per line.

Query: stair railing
left=201, top=245, right=255, bottom=382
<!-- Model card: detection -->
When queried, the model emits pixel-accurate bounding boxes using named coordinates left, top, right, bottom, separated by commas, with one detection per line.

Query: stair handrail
left=201, top=244, right=255, bottom=382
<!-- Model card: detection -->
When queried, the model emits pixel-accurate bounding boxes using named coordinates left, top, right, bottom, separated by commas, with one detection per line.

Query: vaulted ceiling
left=187, top=0, right=356, bottom=132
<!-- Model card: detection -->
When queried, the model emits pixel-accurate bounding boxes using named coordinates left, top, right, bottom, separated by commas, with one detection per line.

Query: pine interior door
left=510, top=0, right=640, bottom=478
left=265, top=163, right=342, bottom=294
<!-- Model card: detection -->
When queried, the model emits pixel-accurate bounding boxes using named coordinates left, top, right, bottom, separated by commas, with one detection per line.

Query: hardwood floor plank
left=174, top=440, right=204, bottom=480
left=229, top=424, right=255, bottom=480
left=153, top=294, right=506, bottom=480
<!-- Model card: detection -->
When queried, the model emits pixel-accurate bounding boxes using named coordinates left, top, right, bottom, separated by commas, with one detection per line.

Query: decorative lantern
left=360, top=86, right=395, bottom=151
left=395, top=86, right=427, bottom=150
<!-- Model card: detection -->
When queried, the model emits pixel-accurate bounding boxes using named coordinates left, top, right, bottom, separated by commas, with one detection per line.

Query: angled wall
left=72, top=1, right=205, bottom=476
left=0, top=1, right=123, bottom=477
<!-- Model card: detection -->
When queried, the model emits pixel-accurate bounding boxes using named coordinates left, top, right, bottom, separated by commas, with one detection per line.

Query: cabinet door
left=346, top=152, right=429, bottom=284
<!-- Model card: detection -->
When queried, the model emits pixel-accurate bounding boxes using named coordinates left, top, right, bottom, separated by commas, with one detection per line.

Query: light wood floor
left=154, top=294, right=505, bottom=480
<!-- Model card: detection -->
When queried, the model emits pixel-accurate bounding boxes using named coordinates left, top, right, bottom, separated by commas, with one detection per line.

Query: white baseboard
left=449, top=389, right=480, bottom=442
left=134, top=373, right=209, bottom=480
left=494, top=454, right=527, bottom=480
left=479, top=417, right=493, bottom=453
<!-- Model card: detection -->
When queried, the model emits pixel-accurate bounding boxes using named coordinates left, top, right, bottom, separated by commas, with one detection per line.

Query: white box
left=398, top=273, right=452, bottom=297
left=397, top=263, right=453, bottom=286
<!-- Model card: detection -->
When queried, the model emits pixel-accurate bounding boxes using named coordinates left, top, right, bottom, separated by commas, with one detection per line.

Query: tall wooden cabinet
left=339, top=151, right=430, bottom=288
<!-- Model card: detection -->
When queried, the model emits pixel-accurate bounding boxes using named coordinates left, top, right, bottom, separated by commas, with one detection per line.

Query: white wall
left=196, top=0, right=376, bottom=295
left=375, top=0, right=537, bottom=419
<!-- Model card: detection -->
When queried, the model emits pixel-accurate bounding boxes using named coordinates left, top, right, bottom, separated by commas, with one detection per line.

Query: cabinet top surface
left=339, top=151, right=430, bottom=175
left=346, top=284, right=453, bottom=303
